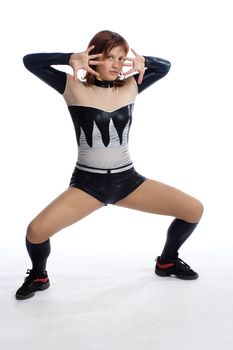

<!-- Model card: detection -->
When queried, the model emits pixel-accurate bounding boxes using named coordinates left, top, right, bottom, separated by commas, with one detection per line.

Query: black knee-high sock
left=161, top=219, right=198, bottom=259
left=26, top=237, right=51, bottom=273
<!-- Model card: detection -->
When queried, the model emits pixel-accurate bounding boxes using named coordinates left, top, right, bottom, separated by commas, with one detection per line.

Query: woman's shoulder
left=121, top=75, right=138, bottom=93
left=63, top=73, right=86, bottom=103
left=66, top=72, right=82, bottom=85
left=64, top=73, right=86, bottom=92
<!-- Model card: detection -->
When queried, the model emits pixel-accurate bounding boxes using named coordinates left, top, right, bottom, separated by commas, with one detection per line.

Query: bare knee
left=26, top=220, right=47, bottom=244
left=184, top=199, right=204, bottom=223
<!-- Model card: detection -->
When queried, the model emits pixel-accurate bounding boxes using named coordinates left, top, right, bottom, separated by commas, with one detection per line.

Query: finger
left=137, top=71, right=145, bottom=85
left=73, top=68, right=78, bottom=81
left=124, top=67, right=135, bottom=76
left=86, top=45, right=95, bottom=53
left=123, top=56, right=134, bottom=62
left=89, top=60, right=104, bottom=65
left=130, top=48, right=138, bottom=56
left=88, top=53, right=103, bottom=60
left=123, top=62, right=134, bottom=67
left=86, top=66, right=100, bottom=77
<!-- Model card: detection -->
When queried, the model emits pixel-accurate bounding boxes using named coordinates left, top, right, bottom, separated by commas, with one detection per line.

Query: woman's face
left=96, top=45, right=127, bottom=81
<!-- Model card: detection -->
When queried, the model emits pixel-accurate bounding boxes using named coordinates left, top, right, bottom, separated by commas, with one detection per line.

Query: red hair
left=84, top=30, right=129, bottom=87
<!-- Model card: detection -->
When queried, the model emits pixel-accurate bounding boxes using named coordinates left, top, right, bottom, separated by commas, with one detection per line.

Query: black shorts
left=69, top=166, right=146, bottom=205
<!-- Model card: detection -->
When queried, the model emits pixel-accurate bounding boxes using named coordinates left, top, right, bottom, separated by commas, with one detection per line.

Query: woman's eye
left=106, top=56, right=124, bottom=62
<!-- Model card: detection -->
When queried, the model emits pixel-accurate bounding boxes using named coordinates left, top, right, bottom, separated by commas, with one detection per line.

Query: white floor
left=1, top=247, right=233, bottom=350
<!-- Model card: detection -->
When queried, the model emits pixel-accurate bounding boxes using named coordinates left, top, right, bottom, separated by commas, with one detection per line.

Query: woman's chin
left=106, top=72, right=119, bottom=80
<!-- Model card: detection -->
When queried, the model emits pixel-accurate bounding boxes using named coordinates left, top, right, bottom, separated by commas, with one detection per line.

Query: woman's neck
left=94, top=78, right=114, bottom=88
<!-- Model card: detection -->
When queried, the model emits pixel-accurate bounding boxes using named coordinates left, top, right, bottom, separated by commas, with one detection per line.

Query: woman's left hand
left=123, top=48, right=145, bottom=84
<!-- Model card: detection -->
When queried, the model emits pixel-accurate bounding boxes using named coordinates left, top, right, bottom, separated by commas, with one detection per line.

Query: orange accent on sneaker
left=156, top=262, right=175, bottom=269
left=34, top=278, right=49, bottom=283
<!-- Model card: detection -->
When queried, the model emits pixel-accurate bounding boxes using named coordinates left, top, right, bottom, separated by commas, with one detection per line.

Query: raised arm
left=23, top=53, right=73, bottom=94
left=124, top=50, right=171, bottom=93
left=136, top=56, right=171, bottom=93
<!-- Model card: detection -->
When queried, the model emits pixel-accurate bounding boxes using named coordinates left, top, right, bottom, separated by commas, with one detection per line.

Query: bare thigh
left=116, top=179, right=204, bottom=223
left=27, top=187, right=104, bottom=243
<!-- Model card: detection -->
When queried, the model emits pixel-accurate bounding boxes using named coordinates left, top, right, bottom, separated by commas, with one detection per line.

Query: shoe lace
left=177, top=258, right=191, bottom=269
left=23, top=269, right=35, bottom=284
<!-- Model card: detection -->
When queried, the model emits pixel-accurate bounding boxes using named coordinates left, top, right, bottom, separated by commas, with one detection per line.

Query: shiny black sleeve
left=134, top=56, right=171, bottom=93
left=23, top=53, right=73, bottom=94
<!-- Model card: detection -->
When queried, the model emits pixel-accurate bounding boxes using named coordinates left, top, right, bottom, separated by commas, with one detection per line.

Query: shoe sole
left=155, top=269, right=199, bottom=280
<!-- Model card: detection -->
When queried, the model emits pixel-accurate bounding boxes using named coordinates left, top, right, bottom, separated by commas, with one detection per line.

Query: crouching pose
left=16, top=30, right=204, bottom=300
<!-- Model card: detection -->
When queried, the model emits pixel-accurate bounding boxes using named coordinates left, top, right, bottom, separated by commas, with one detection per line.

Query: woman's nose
left=112, top=59, right=120, bottom=67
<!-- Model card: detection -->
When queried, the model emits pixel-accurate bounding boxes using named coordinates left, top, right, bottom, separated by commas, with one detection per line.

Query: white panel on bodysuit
left=77, top=119, right=132, bottom=169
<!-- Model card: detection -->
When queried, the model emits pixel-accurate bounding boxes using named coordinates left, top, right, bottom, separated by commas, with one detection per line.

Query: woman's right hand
left=69, top=45, right=103, bottom=81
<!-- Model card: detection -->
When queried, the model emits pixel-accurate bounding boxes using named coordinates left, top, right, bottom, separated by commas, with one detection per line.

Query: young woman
left=16, top=30, right=204, bottom=300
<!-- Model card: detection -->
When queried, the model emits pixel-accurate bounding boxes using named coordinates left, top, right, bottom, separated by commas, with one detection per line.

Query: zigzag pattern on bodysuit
left=23, top=52, right=171, bottom=169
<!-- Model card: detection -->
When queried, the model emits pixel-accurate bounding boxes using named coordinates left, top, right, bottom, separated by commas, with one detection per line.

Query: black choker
left=94, top=79, right=114, bottom=88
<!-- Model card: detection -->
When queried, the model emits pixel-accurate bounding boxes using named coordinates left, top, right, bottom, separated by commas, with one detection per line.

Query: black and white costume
left=23, top=53, right=171, bottom=204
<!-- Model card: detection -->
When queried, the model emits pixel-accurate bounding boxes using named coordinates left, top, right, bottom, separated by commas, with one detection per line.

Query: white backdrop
left=1, top=0, right=232, bottom=262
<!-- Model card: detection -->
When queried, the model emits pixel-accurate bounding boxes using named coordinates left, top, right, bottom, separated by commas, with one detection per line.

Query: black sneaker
left=155, top=256, right=199, bottom=280
left=15, top=269, right=50, bottom=300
